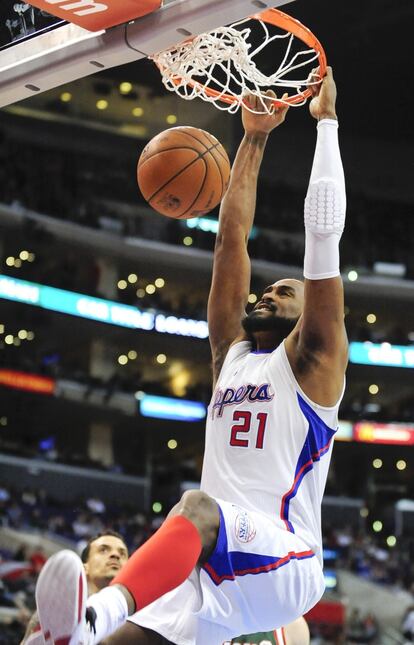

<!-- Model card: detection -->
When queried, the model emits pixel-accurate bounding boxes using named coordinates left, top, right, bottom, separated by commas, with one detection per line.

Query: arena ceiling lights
left=2, top=274, right=414, bottom=354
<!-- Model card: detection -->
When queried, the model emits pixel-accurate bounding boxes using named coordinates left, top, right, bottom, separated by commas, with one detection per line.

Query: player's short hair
left=80, top=531, right=127, bottom=563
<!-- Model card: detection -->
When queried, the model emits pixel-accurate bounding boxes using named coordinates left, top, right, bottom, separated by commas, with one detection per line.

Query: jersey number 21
left=230, top=411, right=268, bottom=449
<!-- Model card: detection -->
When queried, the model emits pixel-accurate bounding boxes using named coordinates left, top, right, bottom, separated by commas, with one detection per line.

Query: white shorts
left=128, top=499, right=324, bottom=645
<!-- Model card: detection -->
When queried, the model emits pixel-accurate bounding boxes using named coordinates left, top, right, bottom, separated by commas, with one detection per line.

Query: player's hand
left=242, top=90, right=289, bottom=136
left=308, top=66, right=337, bottom=121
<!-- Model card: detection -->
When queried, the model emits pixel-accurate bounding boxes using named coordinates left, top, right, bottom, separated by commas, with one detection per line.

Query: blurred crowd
left=1, top=136, right=413, bottom=280
left=339, top=393, right=414, bottom=424
left=2, top=236, right=414, bottom=348
left=0, top=3, right=62, bottom=49
left=0, top=485, right=161, bottom=643
left=324, top=526, right=414, bottom=593
left=0, top=346, right=211, bottom=403
left=0, top=486, right=156, bottom=551
left=2, top=337, right=414, bottom=429
left=5, top=484, right=413, bottom=597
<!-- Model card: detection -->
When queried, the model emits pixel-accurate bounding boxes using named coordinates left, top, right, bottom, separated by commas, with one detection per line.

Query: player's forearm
left=218, top=132, right=268, bottom=241
left=308, top=119, right=344, bottom=189
left=304, top=119, right=346, bottom=280
left=300, top=118, right=347, bottom=367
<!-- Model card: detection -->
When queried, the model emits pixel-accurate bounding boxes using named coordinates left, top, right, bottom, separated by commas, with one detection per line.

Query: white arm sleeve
left=303, top=119, right=346, bottom=280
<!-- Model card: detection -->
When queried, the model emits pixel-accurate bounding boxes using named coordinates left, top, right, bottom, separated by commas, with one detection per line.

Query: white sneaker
left=36, top=550, right=88, bottom=645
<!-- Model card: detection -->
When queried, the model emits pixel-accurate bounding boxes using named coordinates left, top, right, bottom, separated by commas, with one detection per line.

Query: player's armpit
left=210, top=335, right=245, bottom=386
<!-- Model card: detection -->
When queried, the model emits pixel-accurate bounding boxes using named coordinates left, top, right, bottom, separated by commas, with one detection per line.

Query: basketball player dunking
left=34, top=66, right=347, bottom=645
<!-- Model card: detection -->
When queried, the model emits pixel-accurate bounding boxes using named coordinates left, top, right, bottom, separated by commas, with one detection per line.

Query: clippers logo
left=235, top=511, right=256, bottom=543
left=211, top=383, right=274, bottom=418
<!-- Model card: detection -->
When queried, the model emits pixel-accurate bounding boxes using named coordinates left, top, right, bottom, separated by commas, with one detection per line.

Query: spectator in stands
left=22, top=530, right=128, bottom=643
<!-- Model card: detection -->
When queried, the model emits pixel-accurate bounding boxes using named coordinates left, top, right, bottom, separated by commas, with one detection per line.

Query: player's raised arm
left=208, top=93, right=289, bottom=381
left=287, top=67, right=348, bottom=406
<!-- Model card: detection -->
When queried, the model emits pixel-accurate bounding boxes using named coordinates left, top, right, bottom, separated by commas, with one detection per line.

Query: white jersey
left=201, top=340, right=343, bottom=563
left=126, top=340, right=335, bottom=644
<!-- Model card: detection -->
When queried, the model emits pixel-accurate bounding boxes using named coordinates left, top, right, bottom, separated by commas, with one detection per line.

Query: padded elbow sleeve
left=303, top=119, right=346, bottom=281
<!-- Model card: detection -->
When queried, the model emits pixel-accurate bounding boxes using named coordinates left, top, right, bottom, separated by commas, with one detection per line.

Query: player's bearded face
left=242, top=302, right=298, bottom=337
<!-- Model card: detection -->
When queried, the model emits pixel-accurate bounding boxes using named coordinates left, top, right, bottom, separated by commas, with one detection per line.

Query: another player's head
left=242, top=279, right=304, bottom=341
left=81, top=531, right=129, bottom=594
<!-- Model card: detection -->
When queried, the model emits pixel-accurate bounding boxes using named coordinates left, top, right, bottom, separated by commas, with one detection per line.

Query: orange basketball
left=137, top=126, right=231, bottom=219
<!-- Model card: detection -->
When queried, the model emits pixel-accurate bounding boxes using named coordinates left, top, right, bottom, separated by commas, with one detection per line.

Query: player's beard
left=241, top=308, right=298, bottom=338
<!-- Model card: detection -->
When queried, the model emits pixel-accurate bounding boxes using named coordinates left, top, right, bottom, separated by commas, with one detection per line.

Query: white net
left=151, top=15, right=323, bottom=114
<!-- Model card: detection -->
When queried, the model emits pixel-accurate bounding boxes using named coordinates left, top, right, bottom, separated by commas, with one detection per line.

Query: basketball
left=137, top=126, right=231, bottom=219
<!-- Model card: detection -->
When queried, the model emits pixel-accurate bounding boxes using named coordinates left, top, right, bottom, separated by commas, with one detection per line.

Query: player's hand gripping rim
left=242, top=90, right=290, bottom=135
left=308, top=66, right=337, bottom=121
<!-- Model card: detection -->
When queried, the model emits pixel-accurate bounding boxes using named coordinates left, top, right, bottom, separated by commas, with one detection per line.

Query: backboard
left=27, top=0, right=162, bottom=32
left=0, top=0, right=295, bottom=108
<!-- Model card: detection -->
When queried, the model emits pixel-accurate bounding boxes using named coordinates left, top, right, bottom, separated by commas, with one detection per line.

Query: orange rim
left=156, top=8, right=327, bottom=108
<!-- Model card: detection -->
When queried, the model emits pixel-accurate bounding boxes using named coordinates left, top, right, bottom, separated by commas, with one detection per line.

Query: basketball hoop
left=151, top=8, right=327, bottom=114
